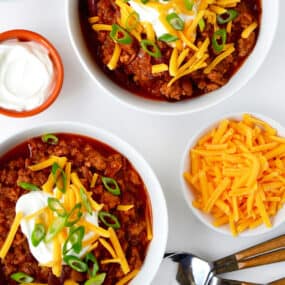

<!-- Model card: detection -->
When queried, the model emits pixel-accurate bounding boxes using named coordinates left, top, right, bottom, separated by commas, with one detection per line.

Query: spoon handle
left=214, top=234, right=285, bottom=274
left=269, top=278, right=285, bottom=285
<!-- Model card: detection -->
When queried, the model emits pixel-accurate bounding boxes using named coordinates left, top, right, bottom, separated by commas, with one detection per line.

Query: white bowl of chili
left=0, top=122, right=168, bottom=285
left=66, top=0, right=278, bottom=115
left=180, top=112, right=285, bottom=237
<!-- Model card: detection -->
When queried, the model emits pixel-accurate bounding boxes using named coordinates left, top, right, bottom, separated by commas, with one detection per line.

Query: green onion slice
left=98, top=211, right=120, bottom=229
left=110, top=24, right=132, bottom=44
left=184, top=0, right=194, bottom=10
left=217, top=9, right=238, bottom=24
left=80, top=188, right=92, bottom=215
left=212, top=29, right=227, bottom=53
left=45, top=216, right=66, bottom=242
left=11, top=272, right=34, bottom=283
left=101, top=177, right=121, bottom=196
left=166, top=13, right=184, bottom=31
left=17, top=181, right=40, bottom=191
left=52, top=162, right=67, bottom=193
left=63, top=226, right=85, bottom=255
left=140, top=40, right=162, bottom=58
left=65, top=203, right=83, bottom=227
left=125, top=12, right=139, bottom=31
left=63, top=255, right=88, bottom=272
left=158, top=33, right=178, bottom=43
left=31, top=224, right=46, bottom=247
left=48, top=197, right=67, bottom=217
left=41, top=134, right=59, bottom=145
left=85, top=252, right=99, bottom=277
left=84, top=273, right=106, bottom=285
left=198, top=18, right=206, bottom=32
left=141, top=0, right=149, bottom=3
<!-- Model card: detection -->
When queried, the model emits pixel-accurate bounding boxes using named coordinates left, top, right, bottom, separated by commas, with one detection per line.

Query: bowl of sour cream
left=0, top=29, right=64, bottom=117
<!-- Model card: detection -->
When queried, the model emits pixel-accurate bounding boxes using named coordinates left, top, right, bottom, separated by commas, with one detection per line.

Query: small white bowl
left=66, top=0, right=279, bottom=115
left=180, top=112, right=285, bottom=237
left=0, top=122, right=168, bottom=285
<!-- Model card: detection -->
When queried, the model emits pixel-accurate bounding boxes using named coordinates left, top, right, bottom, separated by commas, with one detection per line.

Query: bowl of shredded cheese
left=181, top=113, right=285, bottom=236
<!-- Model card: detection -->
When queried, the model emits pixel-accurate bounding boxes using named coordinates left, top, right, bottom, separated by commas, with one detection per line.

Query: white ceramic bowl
left=66, top=0, right=279, bottom=115
left=180, top=112, right=285, bottom=237
left=0, top=122, right=168, bottom=285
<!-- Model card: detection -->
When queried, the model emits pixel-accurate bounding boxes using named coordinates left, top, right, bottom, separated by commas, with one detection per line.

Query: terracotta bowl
left=0, top=29, right=64, bottom=117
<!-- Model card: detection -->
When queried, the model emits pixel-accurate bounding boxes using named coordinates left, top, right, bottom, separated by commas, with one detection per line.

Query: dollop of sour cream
left=0, top=40, right=54, bottom=111
left=128, top=0, right=197, bottom=39
left=16, top=191, right=98, bottom=265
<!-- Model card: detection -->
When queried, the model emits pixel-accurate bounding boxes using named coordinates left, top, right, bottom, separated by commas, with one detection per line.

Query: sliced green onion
left=98, top=211, right=120, bottom=229
left=17, top=181, right=40, bottom=191
left=80, top=188, right=92, bottom=215
left=31, top=224, right=46, bottom=247
left=85, top=252, right=99, bottom=277
left=212, top=29, right=227, bottom=53
left=184, top=0, right=194, bottom=10
left=166, top=13, right=184, bottom=31
left=65, top=203, right=83, bottom=227
left=63, top=226, right=85, bottom=255
left=84, top=273, right=106, bottom=285
left=45, top=216, right=66, bottom=242
left=158, top=33, right=178, bottom=43
left=63, top=255, right=88, bottom=272
left=101, top=177, right=121, bottom=196
left=198, top=18, right=206, bottom=32
left=141, top=0, right=149, bottom=3
left=41, top=134, right=59, bottom=145
left=11, top=272, right=34, bottom=283
left=110, top=24, right=132, bottom=44
left=52, top=162, right=67, bottom=193
left=140, top=40, right=162, bottom=58
left=217, top=9, right=238, bottom=24
left=48, top=197, right=67, bottom=217
left=125, top=12, right=139, bottom=31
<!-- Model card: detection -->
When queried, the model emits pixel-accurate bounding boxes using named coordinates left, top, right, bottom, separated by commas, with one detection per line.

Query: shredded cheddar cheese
left=152, top=63, right=169, bottom=74
left=184, top=114, right=285, bottom=236
left=116, top=269, right=140, bottom=285
left=109, top=227, right=130, bottom=274
left=107, top=43, right=122, bottom=70
left=99, top=238, right=117, bottom=258
left=117, top=204, right=134, bottom=211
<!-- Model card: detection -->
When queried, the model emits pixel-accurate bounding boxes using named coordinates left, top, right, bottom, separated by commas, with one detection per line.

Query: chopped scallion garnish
left=101, top=177, right=121, bottom=196
left=41, top=134, right=59, bottom=145
left=98, top=211, right=121, bottom=229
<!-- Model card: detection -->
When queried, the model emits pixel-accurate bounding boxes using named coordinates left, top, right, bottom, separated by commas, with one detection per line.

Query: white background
left=1, top=0, right=285, bottom=284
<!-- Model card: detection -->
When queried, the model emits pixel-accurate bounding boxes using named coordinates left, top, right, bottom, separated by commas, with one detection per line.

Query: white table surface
left=1, top=1, right=285, bottom=284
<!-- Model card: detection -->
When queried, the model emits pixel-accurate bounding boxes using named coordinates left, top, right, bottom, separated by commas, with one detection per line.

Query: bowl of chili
left=66, top=0, right=278, bottom=115
left=0, top=122, right=168, bottom=284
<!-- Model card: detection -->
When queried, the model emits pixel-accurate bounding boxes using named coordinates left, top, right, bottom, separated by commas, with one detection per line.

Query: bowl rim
left=180, top=112, right=285, bottom=237
left=0, top=121, right=169, bottom=285
left=0, top=29, right=64, bottom=118
left=65, top=0, right=279, bottom=116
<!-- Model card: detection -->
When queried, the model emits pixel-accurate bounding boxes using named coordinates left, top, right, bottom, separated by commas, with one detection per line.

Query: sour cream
left=128, top=0, right=197, bottom=38
left=16, top=191, right=98, bottom=264
left=0, top=40, right=54, bottom=111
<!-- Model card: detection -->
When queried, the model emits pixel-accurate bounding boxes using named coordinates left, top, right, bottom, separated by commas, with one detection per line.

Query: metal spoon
left=160, top=233, right=285, bottom=285
left=166, top=252, right=285, bottom=285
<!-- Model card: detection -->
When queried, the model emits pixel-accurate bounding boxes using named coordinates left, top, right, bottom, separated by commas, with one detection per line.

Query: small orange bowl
left=0, top=29, right=64, bottom=118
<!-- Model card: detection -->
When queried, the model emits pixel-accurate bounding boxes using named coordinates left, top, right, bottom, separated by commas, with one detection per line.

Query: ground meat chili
left=79, top=0, right=261, bottom=101
left=0, top=134, right=152, bottom=285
